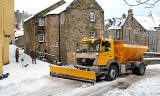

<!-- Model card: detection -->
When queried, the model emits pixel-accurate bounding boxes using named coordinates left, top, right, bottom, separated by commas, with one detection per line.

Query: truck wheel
left=107, top=65, right=118, bottom=81
left=132, top=63, right=146, bottom=75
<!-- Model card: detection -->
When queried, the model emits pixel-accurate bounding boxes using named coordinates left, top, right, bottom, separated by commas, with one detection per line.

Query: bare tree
left=123, top=0, right=160, bottom=8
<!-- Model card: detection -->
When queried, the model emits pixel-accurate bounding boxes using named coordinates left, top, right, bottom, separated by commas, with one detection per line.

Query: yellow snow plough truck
left=50, top=38, right=148, bottom=82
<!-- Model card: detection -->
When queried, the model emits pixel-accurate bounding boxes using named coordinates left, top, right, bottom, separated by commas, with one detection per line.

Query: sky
left=14, top=0, right=160, bottom=20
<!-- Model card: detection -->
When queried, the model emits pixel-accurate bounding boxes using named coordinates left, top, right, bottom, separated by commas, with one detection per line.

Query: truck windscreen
left=77, top=41, right=100, bottom=53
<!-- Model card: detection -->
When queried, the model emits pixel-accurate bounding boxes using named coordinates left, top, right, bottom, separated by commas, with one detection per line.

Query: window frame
left=89, top=31, right=96, bottom=38
left=89, top=11, right=96, bottom=22
left=38, top=18, right=44, bottom=26
left=38, top=34, right=45, bottom=43
left=54, top=42, right=59, bottom=48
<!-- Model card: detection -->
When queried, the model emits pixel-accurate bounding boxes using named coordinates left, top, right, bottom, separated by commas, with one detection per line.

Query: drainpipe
left=59, top=14, right=61, bottom=62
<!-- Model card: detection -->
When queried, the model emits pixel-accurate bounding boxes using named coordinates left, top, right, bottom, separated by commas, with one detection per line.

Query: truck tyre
left=107, top=65, right=118, bottom=81
left=132, top=63, right=146, bottom=75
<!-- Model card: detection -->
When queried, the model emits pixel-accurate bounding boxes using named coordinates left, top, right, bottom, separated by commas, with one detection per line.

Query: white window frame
left=38, top=18, right=44, bottom=26
left=89, top=31, right=96, bottom=37
left=90, top=11, right=96, bottom=22
left=38, top=34, right=45, bottom=42
left=54, top=42, right=59, bottom=48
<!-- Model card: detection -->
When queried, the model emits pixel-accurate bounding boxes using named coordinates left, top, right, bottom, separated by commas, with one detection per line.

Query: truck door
left=97, top=40, right=114, bottom=66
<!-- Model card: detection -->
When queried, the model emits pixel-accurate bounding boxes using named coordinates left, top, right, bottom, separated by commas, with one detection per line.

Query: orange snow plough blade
left=50, top=65, right=96, bottom=82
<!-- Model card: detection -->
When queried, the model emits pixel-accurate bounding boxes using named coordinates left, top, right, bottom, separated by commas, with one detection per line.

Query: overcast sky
left=15, top=0, right=160, bottom=19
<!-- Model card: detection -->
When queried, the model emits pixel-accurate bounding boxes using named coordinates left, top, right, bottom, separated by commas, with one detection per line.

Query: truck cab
left=76, top=38, right=114, bottom=67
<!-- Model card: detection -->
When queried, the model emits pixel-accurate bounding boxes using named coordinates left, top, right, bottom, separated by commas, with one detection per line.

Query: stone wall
left=61, top=0, right=104, bottom=65
left=122, top=12, right=147, bottom=45
left=45, top=15, right=60, bottom=63
left=104, top=29, right=121, bottom=40
left=24, top=18, right=36, bottom=55
left=24, top=0, right=65, bottom=55
left=15, top=36, right=24, bottom=48
left=157, top=27, right=160, bottom=52
left=24, top=0, right=104, bottom=65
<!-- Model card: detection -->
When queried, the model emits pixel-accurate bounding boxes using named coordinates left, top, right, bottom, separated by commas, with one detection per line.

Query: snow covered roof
left=105, top=18, right=126, bottom=30
left=45, top=0, right=74, bottom=15
left=134, top=14, right=160, bottom=31
left=151, top=14, right=160, bottom=28
left=134, top=16, right=156, bottom=31
left=45, top=0, right=104, bottom=16
left=24, top=0, right=61, bottom=22
left=15, top=29, right=24, bottom=37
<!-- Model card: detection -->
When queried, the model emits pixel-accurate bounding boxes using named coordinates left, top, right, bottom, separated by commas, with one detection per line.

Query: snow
left=46, top=0, right=105, bottom=16
left=24, top=0, right=61, bottom=22
left=104, top=75, right=160, bottom=96
left=102, top=64, right=160, bottom=96
left=0, top=45, right=50, bottom=87
left=15, top=29, right=24, bottom=37
left=1, top=45, right=160, bottom=96
left=24, top=15, right=35, bottom=22
left=147, top=64, right=160, bottom=69
left=144, top=58, right=160, bottom=60
left=45, top=0, right=74, bottom=15
left=145, top=52, right=160, bottom=55
left=105, top=18, right=126, bottom=30
left=134, top=14, right=160, bottom=31
left=15, top=24, right=24, bottom=37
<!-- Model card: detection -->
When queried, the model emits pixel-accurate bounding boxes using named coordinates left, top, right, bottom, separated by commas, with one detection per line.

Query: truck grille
left=77, top=58, right=95, bottom=66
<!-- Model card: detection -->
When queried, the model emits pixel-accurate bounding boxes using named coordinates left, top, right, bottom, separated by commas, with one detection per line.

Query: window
left=135, top=33, right=139, bottom=42
left=89, top=32, right=96, bottom=37
left=101, top=41, right=111, bottom=52
left=54, top=42, right=59, bottom=48
left=116, top=30, right=120, bottom=38
left=90, top=11, right=96, bottom=22
left=38, top=18, right=44, bottom=26
left=38, top=34, right=44, bottom=42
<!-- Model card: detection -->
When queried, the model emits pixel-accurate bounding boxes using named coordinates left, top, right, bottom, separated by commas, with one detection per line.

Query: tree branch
left=123, top=0, right=160, bottom=8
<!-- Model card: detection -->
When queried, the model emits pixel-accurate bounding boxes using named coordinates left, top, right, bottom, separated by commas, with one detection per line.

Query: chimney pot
left=122, top=13, right=126, bottom=18
left=128, top=9, right=133, bottom=15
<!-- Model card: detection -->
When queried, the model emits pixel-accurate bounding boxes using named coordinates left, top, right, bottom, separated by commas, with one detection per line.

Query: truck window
left=101, top=41, right=111, bottom=52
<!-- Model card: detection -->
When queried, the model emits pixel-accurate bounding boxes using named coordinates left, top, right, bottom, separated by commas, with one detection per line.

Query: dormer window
left=38, top=18, right=44, bottom=26
left=90, top=11, right=96, bottom=22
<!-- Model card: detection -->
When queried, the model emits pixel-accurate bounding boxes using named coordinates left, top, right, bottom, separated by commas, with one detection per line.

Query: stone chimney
left=128, top=9, right=133, bottom=16
left=122, top=13, right=126, bottom=19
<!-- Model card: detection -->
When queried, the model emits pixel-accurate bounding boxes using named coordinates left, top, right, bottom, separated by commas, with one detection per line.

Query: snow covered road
left=1, top=45, right=160, bottom=96
left=1, top=68, right=160, bottom=96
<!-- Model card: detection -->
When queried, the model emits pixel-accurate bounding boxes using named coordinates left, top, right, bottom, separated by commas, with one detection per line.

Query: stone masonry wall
left=24, top=0, right=65, bottom=56
left=104, top=29, right=121, bottom=40
left=24, top=18, right=36, bottom=55
left=45, top=15, right=60, bottom=63
left=122, top=14, right=147, bottom=45
left=61, top=0, right=104, bottom=65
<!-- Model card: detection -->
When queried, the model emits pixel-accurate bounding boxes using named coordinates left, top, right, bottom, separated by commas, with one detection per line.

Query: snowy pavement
left=0, top=45, right=160, bottom=96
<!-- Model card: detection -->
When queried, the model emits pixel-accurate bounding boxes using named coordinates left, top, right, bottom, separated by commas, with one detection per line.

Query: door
left=97, top=40, right=114, bottom=66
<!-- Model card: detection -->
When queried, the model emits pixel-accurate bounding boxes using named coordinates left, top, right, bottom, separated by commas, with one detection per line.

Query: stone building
left=105, top=9, right=160, bottom=52
left=104, top=14, right=126, bottom=40
left=24, top=0, right=104, bottom=65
